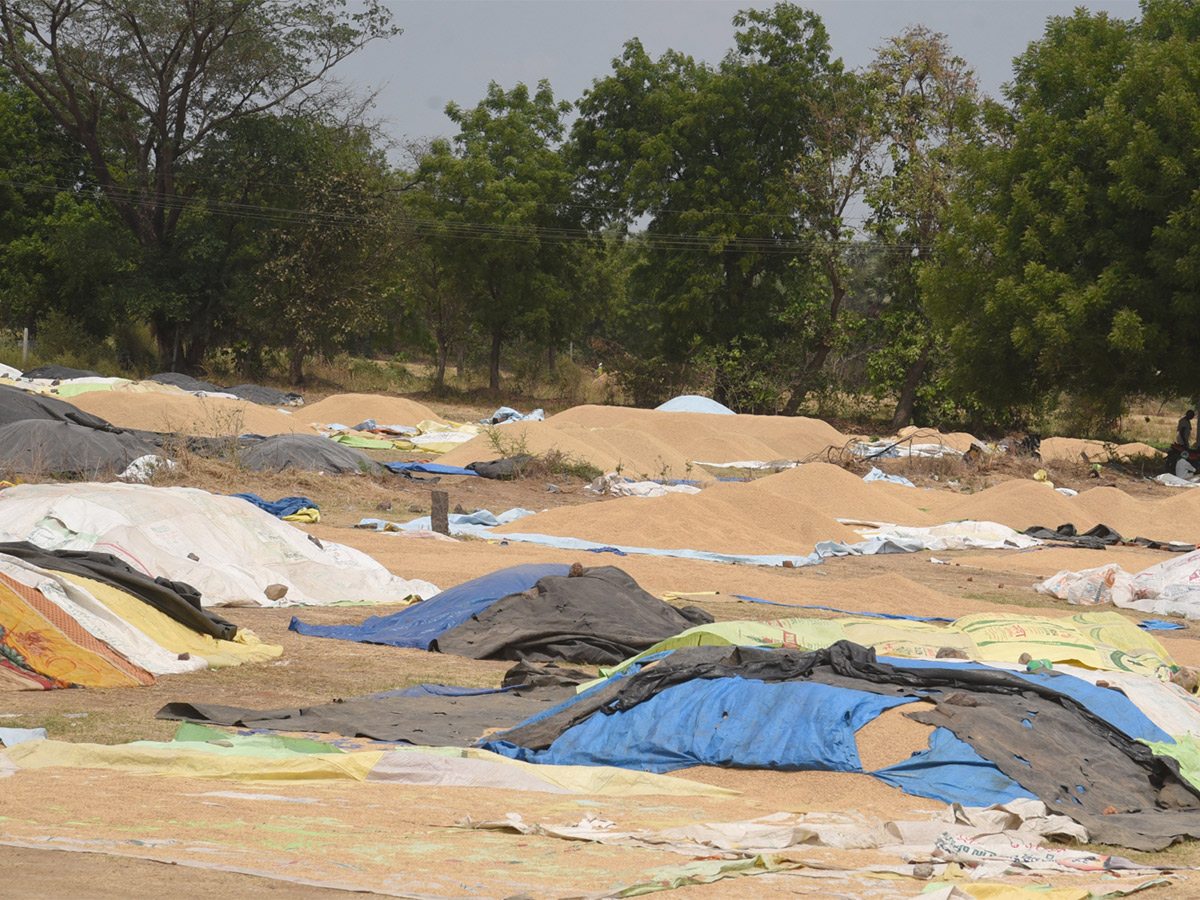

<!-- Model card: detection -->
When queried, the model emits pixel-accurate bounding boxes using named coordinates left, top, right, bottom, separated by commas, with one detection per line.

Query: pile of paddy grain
left=439, top=404, right=853, bottom=481
left=302, top=394, right=446, bottom=429
left=893, top=425, right=979, bottom=453
left=1039, top=436, right=1161, bottom=463
left=493, top=474, right=862, bottom=555
left=930, top=480, right=1200, bottom=543
left=68, top=391, right=304, bottom=437
left=439, top=416, right=710, bottom=482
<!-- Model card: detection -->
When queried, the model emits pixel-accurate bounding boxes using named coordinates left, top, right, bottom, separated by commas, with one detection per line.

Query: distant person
left=1178, top=410, right=1195, bottom=449
left=1178, top=450, right=1197, bottom=480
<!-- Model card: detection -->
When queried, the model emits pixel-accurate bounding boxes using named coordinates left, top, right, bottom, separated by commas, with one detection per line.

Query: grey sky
left=343, top=0, right=1141, bottom=148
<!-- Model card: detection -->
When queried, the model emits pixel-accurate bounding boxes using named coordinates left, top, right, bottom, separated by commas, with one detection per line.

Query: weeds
left=482, top=424, right=601, bottom=481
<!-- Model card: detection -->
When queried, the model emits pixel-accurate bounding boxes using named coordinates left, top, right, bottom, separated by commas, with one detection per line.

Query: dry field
left=3, top=394, right=1200, bottom=899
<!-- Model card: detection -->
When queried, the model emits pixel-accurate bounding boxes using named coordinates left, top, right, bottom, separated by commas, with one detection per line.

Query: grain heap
left=302, top=393, right=445, bottom=428
left=1039, top=436, right=1160, bottom=463
left=68, top=391, right=304, bottom=436
left=492, top=471, right=863, bottom=554
left=440, top=404, right=853, bottom=481
left=493, top=460, right=1200, bottom=553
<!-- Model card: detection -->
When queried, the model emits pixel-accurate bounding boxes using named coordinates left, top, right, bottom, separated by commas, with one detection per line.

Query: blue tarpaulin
left=384, top=462, right=480, bottom=476
left=288, top=563, right=569, bottom=648
left=232, top=493, right=318, bottom=518
left=481, top=679, right=914, bottom=773
left=872, top=726, right=1034, bottom=805
left=478, top=649, right=1173, bottom=808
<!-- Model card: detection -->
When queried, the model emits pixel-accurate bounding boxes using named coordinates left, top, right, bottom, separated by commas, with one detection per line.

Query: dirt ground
left=4, top=399, right=1200, bottom=899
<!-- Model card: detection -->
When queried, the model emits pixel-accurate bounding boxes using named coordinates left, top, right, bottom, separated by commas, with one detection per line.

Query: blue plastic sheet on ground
left=1139, top=619, right=1186, bottom=632
left=477, top=649, right=1169, bottom=808
left=288, top=563, right=569, bottom=648
left=729, top=594, right=952, bottom=622
left=353, top=507, right=1020, bottom=568
left=473, top=530, right=826, bottom=567
left=383, top=461, right=480, bottom=476
left=481, top=679, right=913, bottom=773
left=872, top=726, right=1034, bottom=805
left=232, top=493, right=318, bottom=518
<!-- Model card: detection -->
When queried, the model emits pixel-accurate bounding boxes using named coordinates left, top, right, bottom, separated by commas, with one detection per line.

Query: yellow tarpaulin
left=603, top=609, right=1175, bottom=682
left=59, top=573, right=283, bottom=669
left=5, top=739, right=384, bottom=782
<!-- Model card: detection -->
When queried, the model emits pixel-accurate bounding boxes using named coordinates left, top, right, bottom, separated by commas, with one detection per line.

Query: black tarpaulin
left=0, top=541, right=236, bottom=641
left=241, top=433, right=381, bottom=474
left=156, top=662, right=591, bottom=745
left=0, top=419, right=159, bottom=476
left=432, top=565, right=714, bottom=665
left=0, top=384, right=113, bottom=429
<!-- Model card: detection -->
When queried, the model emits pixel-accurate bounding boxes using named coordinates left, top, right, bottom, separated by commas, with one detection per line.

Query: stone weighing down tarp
left=0, top=482, right=436, bottom=607
left=292, top=564, right=714, bottom=666
left=483, top=642, right=1200, bottom=850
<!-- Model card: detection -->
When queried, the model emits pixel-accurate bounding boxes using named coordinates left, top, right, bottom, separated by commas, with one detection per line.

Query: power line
left=0, top=174, right=935, bottom=255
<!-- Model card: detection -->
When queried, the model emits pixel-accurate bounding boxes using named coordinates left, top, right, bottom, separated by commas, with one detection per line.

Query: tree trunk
left=289, top=348, right=306, bottom=386
left=488, top=327, right=503, bottom=392
left=182, top=335, right=208, bottom=375
left=548, top=343, right=557, bottom=373
left=891, top=342, right=933, bottom=431
left=434, top=342, right=447, bottom=390
left=781, top=342, right=833, bottom=416
left=781, top=264, right=844, bottom=416
left=456, top=343, right=465, bottom=377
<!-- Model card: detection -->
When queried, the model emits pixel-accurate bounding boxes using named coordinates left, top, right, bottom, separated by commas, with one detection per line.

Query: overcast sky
left=341, top=1, right=1142, bottom=149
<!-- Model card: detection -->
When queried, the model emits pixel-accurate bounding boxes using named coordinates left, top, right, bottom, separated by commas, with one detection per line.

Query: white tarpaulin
left=1036, top=547, right=1200, bottom=618
left=846, top=520, right=1040, bottom=551
left=586, top=473, right=702, bottom=498
left=0, top=483, right=437, bottom=607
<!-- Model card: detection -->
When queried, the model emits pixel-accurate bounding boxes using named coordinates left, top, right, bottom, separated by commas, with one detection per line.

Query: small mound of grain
left=492, top=478, right=862, bottom=555
left=856, top=702, right=936, bottom=771
left=68, top=391, right=304, bottom=436
left=749, top=463, right=939, bottom=526
left=439, top=418, right=713, bottom=482
left=302, top=393, right=444, bottom=428
left=895, top=425, right=979, bottom=453
left=1040, top=436, right=1162, bottom=463
left=549, top=404, right=850, bottom=460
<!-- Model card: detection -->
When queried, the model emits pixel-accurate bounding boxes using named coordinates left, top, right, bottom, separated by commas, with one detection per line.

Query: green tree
left=921, top=6, right=1192, bottom=423
left=863, top=25, right=985, bottom=429
left=779, top=66, right=880, bottom=413
left=572, top=3, right=842, bottom=376
left=0, top=0, right=398, bottom=368
left=417, top=80, right=580, bottom=392
left=228, top=115, right=403, bottom=385
left=0, top=74, right=139, bottom=342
